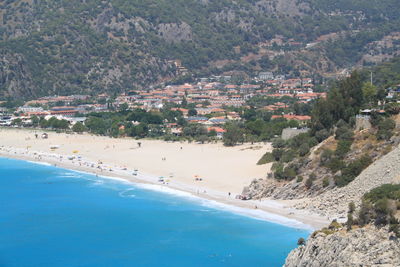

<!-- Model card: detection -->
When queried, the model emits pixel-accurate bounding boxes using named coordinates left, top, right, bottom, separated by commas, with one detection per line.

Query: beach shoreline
left=0, top=128, right=330, bottom=229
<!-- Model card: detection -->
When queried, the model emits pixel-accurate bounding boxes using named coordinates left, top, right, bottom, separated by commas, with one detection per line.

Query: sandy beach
left=0, top=128, right=329, bottom=229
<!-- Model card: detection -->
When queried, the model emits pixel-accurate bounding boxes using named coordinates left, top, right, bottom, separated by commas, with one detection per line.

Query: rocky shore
left=285, top=226, right=400, bottom=267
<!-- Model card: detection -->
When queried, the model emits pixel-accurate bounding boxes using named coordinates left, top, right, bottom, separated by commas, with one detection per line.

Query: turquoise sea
left=0, top=157, right=310, bottom=267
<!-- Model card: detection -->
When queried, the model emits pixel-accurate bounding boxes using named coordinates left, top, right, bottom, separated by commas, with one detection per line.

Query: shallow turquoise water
left=0, top=157, right=309, bottom=267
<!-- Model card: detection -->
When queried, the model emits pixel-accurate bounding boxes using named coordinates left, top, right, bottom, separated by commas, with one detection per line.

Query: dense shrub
left=358, top=200, right=373, bottom=226
left=326, top=157, right=345, bottom=173
left=271, top=162, right=283, bottom=171
left=315, top=129, right=330, bottom=142
left=305, top=173, right=316, bottom=189
left=72, top=122, right=87, bottom=133
left=354, top=184, right=400, bottom=236
left=288, top=133, right=310, bottom=149
left=364, top=184, right=400, bottom=202
left=257, top=152, right=274, bottom=165
left=374, top=198, right=390, bottom=225
left=305, top=177, right=313, bottom=189
left=320, top=149, right=334, bottom=164
left=322, top=177, right=330, bottom=187
left=283, top=166, right=297, bottom=180
left=297, top=238, right=306, bottom=246
left=385, top=102, right=400, bottom=115
left=335, top=122, right=354, bottom=141
left=343, top=155, right=372, bottom=176
left=271, top=148, right=283, bottom=161
left=272, top=138, right=286, bottom=148
left=281, top=149, right=296, bottom=163
left=335, top=139, right=352, bottom=158
left=334, top=155, right=372, bottom=187
left=377, top=118, right=396, bottom=140
left=298, top=143, right=310, bottom=156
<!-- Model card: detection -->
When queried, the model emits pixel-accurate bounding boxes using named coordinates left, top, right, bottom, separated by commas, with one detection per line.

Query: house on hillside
left=207, top=126, right=226, bottom=139
left=208, top=117, right=227, bottom=125
left=50, top=106, right=78, bottom=117
left=17, top=106, right=44, bottom=113
left=187, top=116, right=209, bottom=123
left=271, top=114, right=311, bottom=126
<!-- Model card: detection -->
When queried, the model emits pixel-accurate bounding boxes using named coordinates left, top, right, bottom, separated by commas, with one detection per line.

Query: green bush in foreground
left=364, top=184, right=400, bottom=202
left=350, top=184, right=400, bottom=237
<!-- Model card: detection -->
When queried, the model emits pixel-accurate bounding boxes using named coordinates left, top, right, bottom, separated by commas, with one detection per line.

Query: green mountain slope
left=1, top=0, right=400, bottom=98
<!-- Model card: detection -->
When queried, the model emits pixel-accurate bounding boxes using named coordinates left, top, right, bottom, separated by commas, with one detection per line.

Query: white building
left=17, top=106, right=44, bottom=113
left=259, top=72, right=274, bottom=81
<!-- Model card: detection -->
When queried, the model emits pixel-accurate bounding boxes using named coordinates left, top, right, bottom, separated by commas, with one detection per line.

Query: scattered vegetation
left=347, top=184, right=400, bottom=237
left=311, top=220, right=343, bottom=237
left=2, top=1, right=400, bottom=97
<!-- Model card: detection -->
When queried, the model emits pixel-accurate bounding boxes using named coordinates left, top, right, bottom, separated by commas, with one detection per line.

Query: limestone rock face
left=296, top=145, right=400, bottom=221
left=157, top=22, right=193, bottom=43
left=244, top=144, right=400, bottom=222
left=284, top=227, right=400, bottom=267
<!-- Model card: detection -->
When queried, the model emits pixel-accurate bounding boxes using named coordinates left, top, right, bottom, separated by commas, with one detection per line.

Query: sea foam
left=131, top=182, right=313, bottom=230
left=26, top=160, right=52, bottom=167
left=17, top=158, right=313, bottom=230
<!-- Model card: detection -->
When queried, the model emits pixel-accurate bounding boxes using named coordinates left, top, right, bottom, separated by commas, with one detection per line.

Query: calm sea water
left=0, top=157, right=309, bottom=267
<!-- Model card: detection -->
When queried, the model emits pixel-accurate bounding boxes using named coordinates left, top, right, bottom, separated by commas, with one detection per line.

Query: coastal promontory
left=285, top=226, right=400, bottom=267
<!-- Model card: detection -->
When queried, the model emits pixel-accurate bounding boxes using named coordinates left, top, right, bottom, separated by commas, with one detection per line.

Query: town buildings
left=3, top=74, right=327, bottom=134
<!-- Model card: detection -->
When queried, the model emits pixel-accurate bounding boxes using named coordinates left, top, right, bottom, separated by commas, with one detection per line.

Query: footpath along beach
left=0, top=128, right=329, bottom=229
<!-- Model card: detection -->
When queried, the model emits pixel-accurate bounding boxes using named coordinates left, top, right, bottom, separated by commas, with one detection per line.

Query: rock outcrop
left=243, top=131, right=400, bottom=221
left=244, top=145, right=400, bottom=221
left=295, top=145, right=400, bottom=221
left=158, top=22, right=193, bottom=43
left=285, top=227, right=400, bottom=267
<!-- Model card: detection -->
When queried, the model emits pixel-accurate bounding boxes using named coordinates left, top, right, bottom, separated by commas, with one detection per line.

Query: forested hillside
left=1, top=0, right=400, bottom=98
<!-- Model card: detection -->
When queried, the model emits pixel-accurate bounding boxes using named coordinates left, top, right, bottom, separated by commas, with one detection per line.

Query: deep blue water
left=0, top=157, right=309, bottom=267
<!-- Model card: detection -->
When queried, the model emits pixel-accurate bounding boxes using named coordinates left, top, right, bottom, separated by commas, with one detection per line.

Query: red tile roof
left=271, top=114, right=311, bottom=121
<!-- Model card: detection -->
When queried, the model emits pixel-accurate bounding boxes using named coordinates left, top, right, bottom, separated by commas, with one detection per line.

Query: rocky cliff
left=244, top=144, right=400, bottom=222
left=294, top=144, right=400, bottom=221
left=285, top=226, right=400, bottom=267
left=243, top=127, right=400, bottom=219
